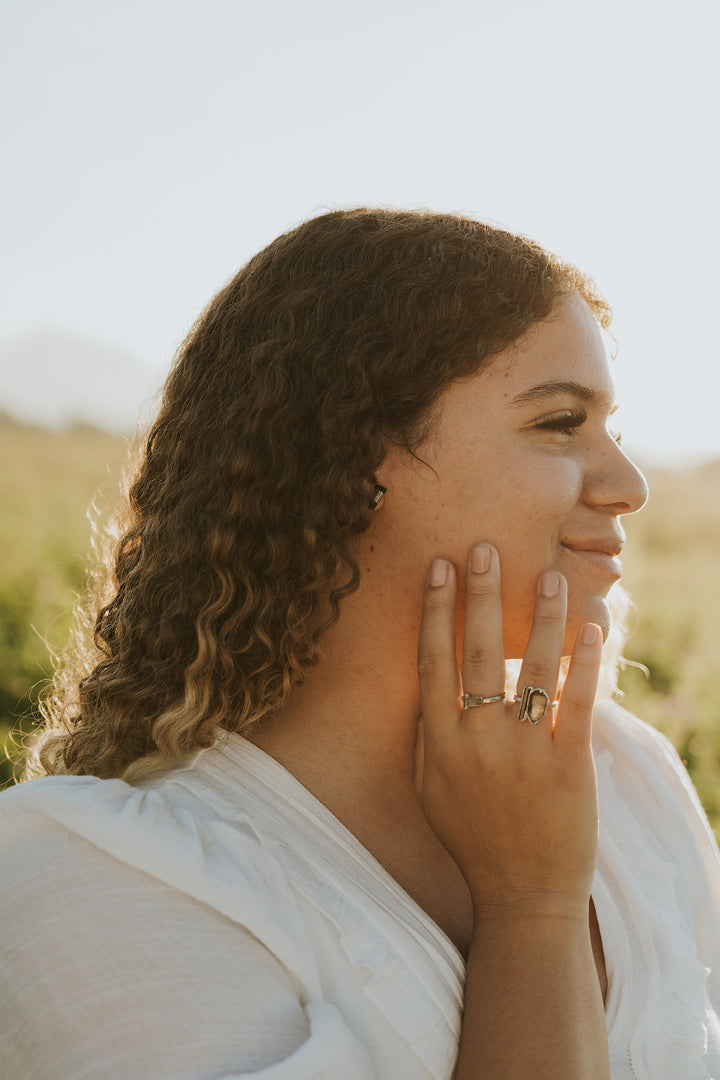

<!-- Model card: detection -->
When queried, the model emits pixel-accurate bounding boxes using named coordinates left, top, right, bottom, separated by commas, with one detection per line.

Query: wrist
left=470, top=889, right=591, bottom=928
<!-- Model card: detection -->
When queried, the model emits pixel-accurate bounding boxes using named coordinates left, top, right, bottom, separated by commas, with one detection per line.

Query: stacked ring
left=462, top=692, right=505, bottom=709
left=514, top=686, right=559, bottom=724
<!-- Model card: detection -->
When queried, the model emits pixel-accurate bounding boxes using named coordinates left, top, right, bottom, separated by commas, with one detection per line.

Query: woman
left=1, top=208, right=718, bottom=1079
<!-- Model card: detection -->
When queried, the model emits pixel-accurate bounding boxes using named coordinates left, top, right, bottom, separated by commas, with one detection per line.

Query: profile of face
left=375, top=294, right=649, bottom=657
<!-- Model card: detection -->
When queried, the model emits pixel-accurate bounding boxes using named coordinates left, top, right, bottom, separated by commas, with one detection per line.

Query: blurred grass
left=617, top=458, right=720, bottom=835
left=1, top=418, right=719, bottom=839
left=0, top=418, right=129, bottom=780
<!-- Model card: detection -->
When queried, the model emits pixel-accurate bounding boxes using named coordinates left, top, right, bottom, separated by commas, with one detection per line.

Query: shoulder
left=0, top=769, right=276, bottom=885
left=0, top=781, right=375, bottom=1079
left=595, top=699, right=695, bottom=786
left=594, top=697, right=720, bottom=884
left=0, top=775, right=106, bottom=880
left=594, top=696, right=680, bottom=754
left=594, top=699, right=720, bottom=1008
left=0, top=771, right=322, bottom=998
left=593, top=698, right=703, bottom=818
left=0, top=776, right=378, bottom=1079
left=594, top=698, right=707, bottom=809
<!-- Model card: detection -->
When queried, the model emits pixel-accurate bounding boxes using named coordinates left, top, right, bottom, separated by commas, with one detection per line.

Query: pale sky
left=2, top=0, right=718, bottom=464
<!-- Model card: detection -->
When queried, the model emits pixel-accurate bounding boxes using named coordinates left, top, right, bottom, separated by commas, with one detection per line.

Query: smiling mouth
left=561, top=544, right=623, bottom=578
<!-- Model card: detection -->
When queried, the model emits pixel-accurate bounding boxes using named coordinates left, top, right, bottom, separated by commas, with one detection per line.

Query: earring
left=369, top=484, right=387, bottom=511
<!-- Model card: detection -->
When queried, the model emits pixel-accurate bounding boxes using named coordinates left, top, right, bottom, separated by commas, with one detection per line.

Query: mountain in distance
left=0, top=331, right=164, bottom=433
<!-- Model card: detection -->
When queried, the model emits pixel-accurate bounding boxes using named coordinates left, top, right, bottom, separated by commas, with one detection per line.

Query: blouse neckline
left=196, top=729, right=468, bottom=977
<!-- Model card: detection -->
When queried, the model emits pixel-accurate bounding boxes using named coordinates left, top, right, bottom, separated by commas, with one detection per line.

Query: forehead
left=482, top=295, right=615, bottom=404
left=442, top=293, right=617, bottom=414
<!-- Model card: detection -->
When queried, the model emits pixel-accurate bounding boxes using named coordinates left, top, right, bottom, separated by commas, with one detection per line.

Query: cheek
left=425, top=451, right=590, bottom=660
left=463, top=461, right=577, bottom=569
left=454, top=461, right=581, bottom=653
left=411, top=439, right=582, bottom=584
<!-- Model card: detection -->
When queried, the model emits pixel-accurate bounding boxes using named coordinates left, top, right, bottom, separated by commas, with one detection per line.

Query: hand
left=417, top=543, right=603, bottom=916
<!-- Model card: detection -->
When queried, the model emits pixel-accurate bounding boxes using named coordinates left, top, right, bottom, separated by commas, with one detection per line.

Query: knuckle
left=424, top=741, right=455, bottom=775
left=423, top=591, right=450, bottom=613
left=464, top=642, right=490, bottom=666
left=520, top=664, right=555, bottom=689
left=532, top=608, right=563, bottom=627
left=572, top=651, right=599, bottom=670
left=561, top=691, right=587, bottom=713
left=466, top=579, right=497, bottom=600
left=417, top=652, right=444, bottom=680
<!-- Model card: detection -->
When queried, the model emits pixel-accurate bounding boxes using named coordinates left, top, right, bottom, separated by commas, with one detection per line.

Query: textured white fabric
left=0, top=701, right=718, bottom=1079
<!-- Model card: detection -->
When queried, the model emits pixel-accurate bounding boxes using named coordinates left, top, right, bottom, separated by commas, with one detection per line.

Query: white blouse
left=1, top=701, right=719, bottom=1080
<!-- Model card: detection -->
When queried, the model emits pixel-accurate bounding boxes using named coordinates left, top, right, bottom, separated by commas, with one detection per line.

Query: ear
left=368, top=484, right=386, bottom=511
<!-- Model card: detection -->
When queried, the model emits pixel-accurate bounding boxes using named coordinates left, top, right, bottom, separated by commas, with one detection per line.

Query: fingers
left=553, top=623, right=603, bottom=748
left=419, top=548, right=602, bottom=753
left=514, top=570, right=567, bottom=722
left=419, top=544, right=506, bottom=748
left=417, top=558, right=460, bottom=740
left=462, top=544, right=506, bottom=707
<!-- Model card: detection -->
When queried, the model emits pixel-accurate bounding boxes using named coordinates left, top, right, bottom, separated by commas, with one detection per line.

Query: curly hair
left=27, top=207, right=612, bottom=783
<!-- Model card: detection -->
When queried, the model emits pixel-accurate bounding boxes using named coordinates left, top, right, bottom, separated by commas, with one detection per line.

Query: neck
left=246, top=534, right=478, bottom=959
left=247, top=557, right=425, bottom=823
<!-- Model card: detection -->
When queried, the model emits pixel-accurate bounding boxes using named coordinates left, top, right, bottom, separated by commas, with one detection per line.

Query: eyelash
left=534, top=408, right=623, bottom=445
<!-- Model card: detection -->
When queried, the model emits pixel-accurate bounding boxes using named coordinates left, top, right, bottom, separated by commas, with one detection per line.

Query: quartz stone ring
left=462, top=692, right=506, bottom=710
left=514, top=686, right=559, bottom=724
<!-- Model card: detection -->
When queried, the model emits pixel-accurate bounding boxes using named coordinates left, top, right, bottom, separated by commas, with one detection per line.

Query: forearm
left=454, top=908, right=609, bottom=1080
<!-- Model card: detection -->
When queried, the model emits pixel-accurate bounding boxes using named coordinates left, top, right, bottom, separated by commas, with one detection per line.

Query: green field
left=2, top=418, right=719, bottom=837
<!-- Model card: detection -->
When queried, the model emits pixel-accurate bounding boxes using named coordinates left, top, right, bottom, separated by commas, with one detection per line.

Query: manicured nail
left=430, top=559, right=449, bottom=587
left=539, top=570, right=560, bottom=598
left=471, top=544, right=491, bottom=574
left=580, top=623, right=600, bottom=646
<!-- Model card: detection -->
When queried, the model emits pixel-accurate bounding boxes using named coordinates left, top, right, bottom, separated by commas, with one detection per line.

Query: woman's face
left=376, top=294, right=649, bottom=657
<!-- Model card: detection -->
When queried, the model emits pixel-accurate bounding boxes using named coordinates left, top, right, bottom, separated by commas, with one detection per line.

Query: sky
left=2, top=0, right=719, bottom=464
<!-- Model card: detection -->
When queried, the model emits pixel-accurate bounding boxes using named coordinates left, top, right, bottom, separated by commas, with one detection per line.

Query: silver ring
left=514, top=686, right=559, bottom=724
left=462, top=691, right=506, bottom=710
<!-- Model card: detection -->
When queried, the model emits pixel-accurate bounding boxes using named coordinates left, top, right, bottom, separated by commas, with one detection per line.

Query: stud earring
left=369, top=484, right=387, bottom=511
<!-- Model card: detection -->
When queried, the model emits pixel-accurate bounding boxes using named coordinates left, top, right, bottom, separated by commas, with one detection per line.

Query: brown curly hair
left=27, top=207, right=611, bottom=783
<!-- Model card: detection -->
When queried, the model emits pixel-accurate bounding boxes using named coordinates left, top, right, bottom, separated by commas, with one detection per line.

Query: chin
left=503, top=592, right=613, bottom=660
left=564, top=597, right=612, bottom=653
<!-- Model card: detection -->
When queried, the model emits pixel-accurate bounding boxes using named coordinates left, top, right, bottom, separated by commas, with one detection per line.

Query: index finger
left=417, top=558, right=461, bottom=741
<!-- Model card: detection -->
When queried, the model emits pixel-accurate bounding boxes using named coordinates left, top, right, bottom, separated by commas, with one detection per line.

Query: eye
left=533, top=408, right=588, bottom=438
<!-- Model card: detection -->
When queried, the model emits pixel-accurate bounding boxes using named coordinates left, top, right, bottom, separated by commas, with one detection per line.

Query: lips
left=561, top=537, right=624, bottom=558
left=561, top=538, right=624, bottom=577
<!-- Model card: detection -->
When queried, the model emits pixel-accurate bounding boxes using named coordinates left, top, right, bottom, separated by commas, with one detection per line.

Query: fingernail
left=539, top=570, right=560, bottom=598
left=430, top=558, right=449, bottom=587
left=471, top=544, right=491, bottom=574
left=580, top=623, right=600, bottom=646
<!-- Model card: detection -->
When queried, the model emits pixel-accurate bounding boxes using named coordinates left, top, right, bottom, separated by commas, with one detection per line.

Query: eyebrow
left=507, top=380, right=615, bottom=410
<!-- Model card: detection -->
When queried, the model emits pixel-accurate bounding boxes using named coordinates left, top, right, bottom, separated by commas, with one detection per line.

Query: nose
left=583, top=439, right=649, bottom=515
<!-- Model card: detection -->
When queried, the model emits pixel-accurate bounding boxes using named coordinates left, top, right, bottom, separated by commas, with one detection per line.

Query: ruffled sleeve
left=593, top=701, right=720, bottom=1078
left=0, top=777, right=377, bottom=1080
left=639, top=718, right=720, bottom=1009
left=229, top=1002, right=375, bottom=1079
left=597, top=703, right=720, bottom=1003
